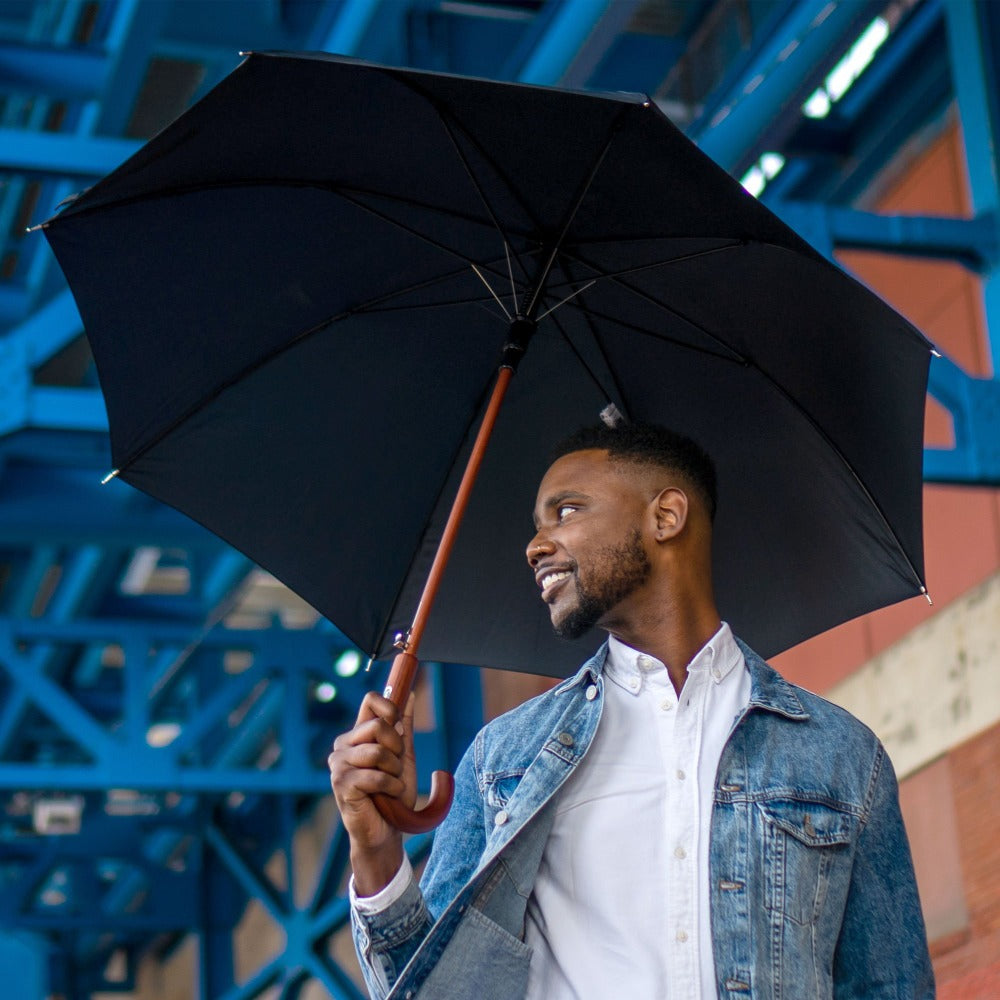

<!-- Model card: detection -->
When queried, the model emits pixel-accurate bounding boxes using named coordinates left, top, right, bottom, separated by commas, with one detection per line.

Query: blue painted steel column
left=945, top=0, right=1000, bottom=372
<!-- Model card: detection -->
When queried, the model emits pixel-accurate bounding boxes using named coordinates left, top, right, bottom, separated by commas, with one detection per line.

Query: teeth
left=541, top=571, right=570, bottom=591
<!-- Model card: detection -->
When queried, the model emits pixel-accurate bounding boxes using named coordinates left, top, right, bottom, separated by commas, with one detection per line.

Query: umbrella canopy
left=42, top=51, right=930, bottom=678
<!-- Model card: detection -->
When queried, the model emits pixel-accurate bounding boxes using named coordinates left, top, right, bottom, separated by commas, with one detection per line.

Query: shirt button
left=676, top=769, right=686, bottom=780
left=494, top=810, right=508, bottom=826
left=557, top=731, right=574, bottom=747
left=712, top=667, right=721, bottom=681
left=637, top=654, right=653, bottom=671
left=660, top=699, right=674, bottom=712
left=628, top=676, right=640, bottom=692
left=676, top=930, right=688, bottom=943
left=585, top=684, right=598, bottom=701
left=674, top=846, right=686, bottom=859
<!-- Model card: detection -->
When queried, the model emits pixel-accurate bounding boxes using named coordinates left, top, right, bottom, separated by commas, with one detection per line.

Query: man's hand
left=329, top=691, right=417, bottom=897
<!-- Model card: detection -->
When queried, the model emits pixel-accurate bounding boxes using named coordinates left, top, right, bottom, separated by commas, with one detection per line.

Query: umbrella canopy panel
left=44, top=52, right=930, bottom=676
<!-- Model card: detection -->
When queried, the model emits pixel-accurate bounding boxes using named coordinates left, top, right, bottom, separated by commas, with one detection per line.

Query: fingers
left=355, top=689, right=401, bottom=727
left=329, top=690, right=415, bottom=809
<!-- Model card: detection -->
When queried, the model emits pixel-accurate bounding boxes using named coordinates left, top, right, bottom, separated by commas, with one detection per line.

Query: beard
left=553, top=527, right=652, bottom=640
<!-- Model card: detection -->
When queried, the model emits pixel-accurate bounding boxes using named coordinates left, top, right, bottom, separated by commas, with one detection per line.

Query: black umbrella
left=41, top=52, right=930, bottom=831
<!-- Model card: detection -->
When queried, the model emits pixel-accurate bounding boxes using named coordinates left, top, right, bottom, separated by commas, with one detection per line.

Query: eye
left=557, top=504, right=576, bottom=521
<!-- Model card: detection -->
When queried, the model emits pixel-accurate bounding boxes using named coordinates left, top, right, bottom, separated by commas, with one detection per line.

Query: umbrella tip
left=599, top=403, right=625, bottom=428
left=101, top=469, right=120, bottom=485
left=921, top=586, right=933, bottom=606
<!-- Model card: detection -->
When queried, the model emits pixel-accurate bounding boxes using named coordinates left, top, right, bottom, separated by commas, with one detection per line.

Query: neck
left=604, top=591, right=720, bottom=694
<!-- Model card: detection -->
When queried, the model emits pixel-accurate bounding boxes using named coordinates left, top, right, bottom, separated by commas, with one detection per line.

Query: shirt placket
left=661, top=667, right=706, bottom=1000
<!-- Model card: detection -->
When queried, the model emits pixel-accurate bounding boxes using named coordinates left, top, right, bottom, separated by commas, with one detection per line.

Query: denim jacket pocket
left=758, top=798, right=857, bottom=927
left=411, top=905, right=532, bottom=999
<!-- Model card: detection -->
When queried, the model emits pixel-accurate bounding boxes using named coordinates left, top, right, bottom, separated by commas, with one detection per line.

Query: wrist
left=351, top=838, right=405, bottom=898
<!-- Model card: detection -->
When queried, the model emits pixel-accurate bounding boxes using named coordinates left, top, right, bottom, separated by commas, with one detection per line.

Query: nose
left=526, top=532, right=555, bottom=567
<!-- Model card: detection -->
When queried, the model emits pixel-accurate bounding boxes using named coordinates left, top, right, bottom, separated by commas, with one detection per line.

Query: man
left=330, top=422, right=934, bottom=999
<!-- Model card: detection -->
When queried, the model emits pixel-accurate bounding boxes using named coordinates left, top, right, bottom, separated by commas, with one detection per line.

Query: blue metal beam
left=516, top=0, right=613, bottom=85
left=315, top=0, right=387, bottom=54
left=0, top=42, right=110, bottom=99
left=925, top=353, right=1000, bottom=484
left=0, top=130, right=139, bottom=177
left=695, top=0, right=878, bottom=172
left=770, top=201, right=1000, bottom=272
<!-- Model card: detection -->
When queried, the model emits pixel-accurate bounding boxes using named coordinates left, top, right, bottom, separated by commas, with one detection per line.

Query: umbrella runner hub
left=500, top=316, right=537, bottom=372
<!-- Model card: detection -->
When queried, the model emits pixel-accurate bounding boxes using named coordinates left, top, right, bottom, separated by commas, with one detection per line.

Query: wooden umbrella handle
left=372, top=651, right=455, bottom=833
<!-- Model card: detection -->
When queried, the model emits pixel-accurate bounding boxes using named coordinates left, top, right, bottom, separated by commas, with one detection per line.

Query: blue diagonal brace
left=315, top=0, right=387, bottom=54
left=0, top=630, right=113, bottom=762
left=516, top=0, right=614, bottom=85
left=203, top=823, right=286, bottom=924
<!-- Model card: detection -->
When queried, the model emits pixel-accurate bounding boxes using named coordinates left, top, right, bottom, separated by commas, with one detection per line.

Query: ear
left=651, top=487, right=688, bottom=542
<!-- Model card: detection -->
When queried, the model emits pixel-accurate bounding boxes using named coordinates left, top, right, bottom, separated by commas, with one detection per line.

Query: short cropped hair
left=551, top=421, right=718, bottom=522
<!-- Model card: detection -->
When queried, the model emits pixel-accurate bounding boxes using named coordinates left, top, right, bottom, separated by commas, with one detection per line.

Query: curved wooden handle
left=373, top=650, right=455, bottom=833
left=373, top=770, right=456, bottom=834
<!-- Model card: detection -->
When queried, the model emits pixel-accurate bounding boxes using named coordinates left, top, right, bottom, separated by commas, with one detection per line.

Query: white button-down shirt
left=524, top=623, right=751, bottom=999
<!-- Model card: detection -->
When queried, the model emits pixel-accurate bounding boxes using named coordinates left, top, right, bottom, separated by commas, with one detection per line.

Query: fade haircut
left=551, top=421, right=718, bottom=522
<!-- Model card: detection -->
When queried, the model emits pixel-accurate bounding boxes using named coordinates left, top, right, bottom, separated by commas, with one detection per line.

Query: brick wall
left=929, top=722, right=1000, bottom=994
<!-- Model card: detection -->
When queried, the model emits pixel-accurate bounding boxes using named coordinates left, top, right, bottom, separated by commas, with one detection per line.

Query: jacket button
left=557, top=731, right=575, bottom=747
left=494, top=809, right=509, bottom=826
left=585, top=684, right=598, bottom=701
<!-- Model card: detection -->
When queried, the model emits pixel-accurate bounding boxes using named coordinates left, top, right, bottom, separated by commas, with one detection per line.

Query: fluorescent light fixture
left=825, top=17, right=889, bottom=102
left=803, top=89, right=831, bottom=119
left=315, top=681, right=337, bottom=703
left=334, top=649, right=362, bottom=677
left=801, top=17, right=889, bottom=119
left=760, top=152, right=786, bottom=179
left=741, top=166, right=766, bottom=197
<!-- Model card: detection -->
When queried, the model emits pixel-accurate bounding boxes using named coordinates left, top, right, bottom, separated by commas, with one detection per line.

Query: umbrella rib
left=547, top=308, right=622, bottom=407
left=548, top=240, right=744, bottom=289
left=553, top=301, right=748, bottom=364
left=109, top=263, right=505, bottom=474
left=51, top=178, right=513, bottom=241
left=434, top=111, right=535, bottom=288
left=574, top=308, right=633, bottom=420
left=523, top=106, right=633, bottom=319
left=747, top=364, right=927, bottom=593
left=380, top=67, right=540, bottom=286
left=560, top=256, right=747, bottom=363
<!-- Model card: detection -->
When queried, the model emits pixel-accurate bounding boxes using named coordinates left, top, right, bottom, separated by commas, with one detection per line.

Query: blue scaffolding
left=0, top=1, right=998, bottom=995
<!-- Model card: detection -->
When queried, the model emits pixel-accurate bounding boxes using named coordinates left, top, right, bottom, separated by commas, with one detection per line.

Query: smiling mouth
left=540, top=571, right=571, bottom=600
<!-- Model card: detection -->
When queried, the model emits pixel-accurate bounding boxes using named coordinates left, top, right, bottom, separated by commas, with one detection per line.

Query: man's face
left=527, top=449, right=652, bottom=639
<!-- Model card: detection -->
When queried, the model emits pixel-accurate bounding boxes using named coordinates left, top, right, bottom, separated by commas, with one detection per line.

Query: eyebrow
left=532, top=490, right=592, bottom=529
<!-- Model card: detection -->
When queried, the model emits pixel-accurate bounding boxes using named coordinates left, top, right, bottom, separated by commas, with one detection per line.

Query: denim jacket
left=351, top=641, right=934, bottom=999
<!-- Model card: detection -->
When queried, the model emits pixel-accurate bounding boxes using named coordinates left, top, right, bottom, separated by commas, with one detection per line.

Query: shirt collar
left=605, top=622, right=741, bottom=695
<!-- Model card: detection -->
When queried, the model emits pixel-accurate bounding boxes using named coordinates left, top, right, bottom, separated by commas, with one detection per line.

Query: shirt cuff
left=350, top=853, right=415, bottom=915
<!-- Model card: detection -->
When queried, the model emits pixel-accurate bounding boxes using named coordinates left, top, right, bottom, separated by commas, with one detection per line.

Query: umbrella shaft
left=383, top=364, right=514, bottom=709
left=409, top=364, right=514, bottom=656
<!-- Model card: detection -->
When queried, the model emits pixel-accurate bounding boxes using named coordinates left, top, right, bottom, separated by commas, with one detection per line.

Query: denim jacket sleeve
left=351, top=738, right=487, bottom=999
left=832, top=745, right=935, bottom=999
